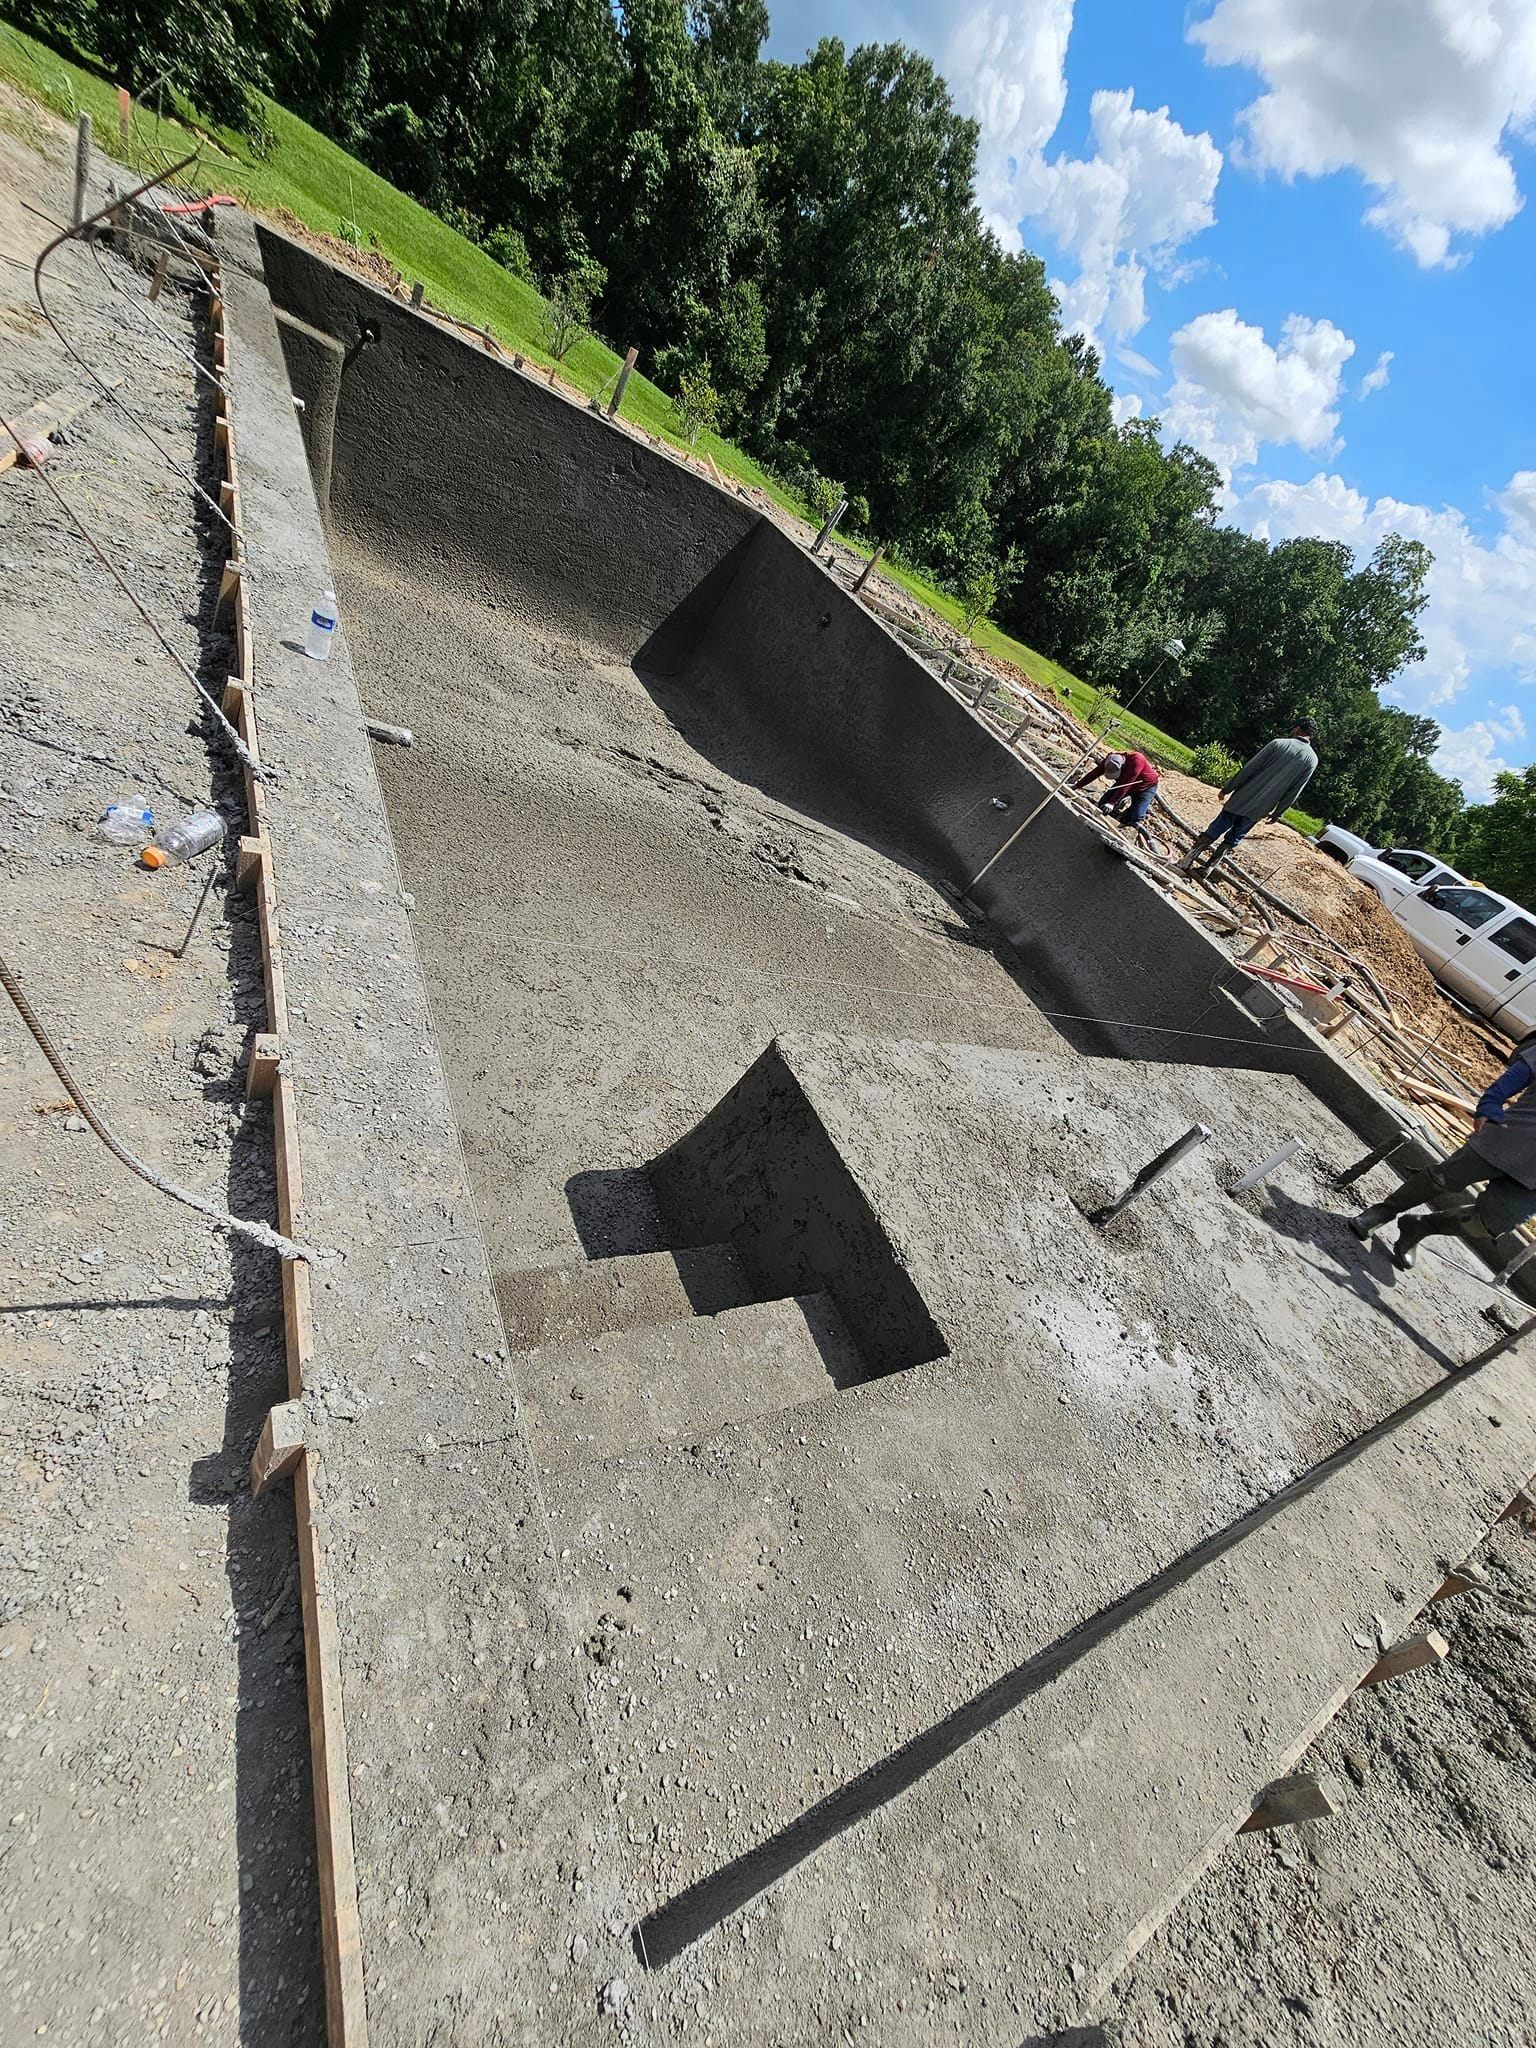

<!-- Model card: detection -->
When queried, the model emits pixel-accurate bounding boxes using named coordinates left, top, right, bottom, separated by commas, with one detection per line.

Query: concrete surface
left=494, top=1244, right=754, bottom=1350
left=514, top=1293, right=857, bottom=1469
left=222, top=210, right=630, bottom=2045
left=228, top=217, right=1536, bottom=2045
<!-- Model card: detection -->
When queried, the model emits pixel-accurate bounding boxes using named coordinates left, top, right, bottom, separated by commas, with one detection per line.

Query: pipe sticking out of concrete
left=1090, top=1123, right=1213, bottom=1226
left=365, top=719, right=413, bottom=747
left=72, top=114, right=91, bottom=230
left=1332, top=1129, right=1415, bottom=1191
left=810, top=498, right=848, bottom=555
left=1229, top=1137, right=1303, bottom=1195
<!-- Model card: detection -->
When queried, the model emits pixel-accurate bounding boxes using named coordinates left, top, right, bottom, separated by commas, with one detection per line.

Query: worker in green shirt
left=1177, top=720, right=1319, bottom=880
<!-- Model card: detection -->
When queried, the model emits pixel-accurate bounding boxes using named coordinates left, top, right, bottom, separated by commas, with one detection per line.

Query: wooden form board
left=1, top=374, right=125, bottom=473
left=208, top=264, right=367, bottom=2048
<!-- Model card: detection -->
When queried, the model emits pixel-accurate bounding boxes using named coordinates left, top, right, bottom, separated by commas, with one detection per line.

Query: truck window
left=1489, top=916, right=1536, bottom=965
left=1421, top=886, right=1505, bottom=930
left=1381, top=849, right=1435, bottom=879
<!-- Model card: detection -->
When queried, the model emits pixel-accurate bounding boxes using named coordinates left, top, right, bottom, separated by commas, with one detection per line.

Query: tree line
left=21, top=0, right=1525, bottom=889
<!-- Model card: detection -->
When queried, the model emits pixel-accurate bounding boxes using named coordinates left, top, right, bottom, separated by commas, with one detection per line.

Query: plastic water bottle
left=99, top=793, right=155, bottom=845
left=304, top=587, right=338, bottom=660
left=141, top=809, right=224, bottom=868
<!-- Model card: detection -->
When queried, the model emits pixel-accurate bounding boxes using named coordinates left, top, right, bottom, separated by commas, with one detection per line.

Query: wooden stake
left=1238, top=1772, right=1341, bottom=1833
left=1359, top=1627, right=1449, bottom=1688
left=607, top=345, right=638, bottom=418
left=852, top=545, right=884, bottom=594
left=1432, top=1561, right=1491, bottom=1603
left=409, top=280, right=424, bottom=309
left=235, top=834, right=267, bottom=892
left=250, top=1398, right=306, bottom=1497
left=72, top=113, right=91, bottom=229
left=216, top=558, right=242, bottom=614
left=246, top=1032, right=282, bottom=1101
left=148, top=251, right=168, bottom=303
left=1498, top=1489, right=1534, bottom=1522
left=117, top=86, right=131, bottom=160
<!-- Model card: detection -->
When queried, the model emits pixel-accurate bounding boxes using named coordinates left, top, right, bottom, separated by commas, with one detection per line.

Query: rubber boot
left=1392, top=1212, right=1469, bottom=1270
left=1178, top=833, right=1216, bottom=877
left=1349, top=1201, right=1396, bottom=1242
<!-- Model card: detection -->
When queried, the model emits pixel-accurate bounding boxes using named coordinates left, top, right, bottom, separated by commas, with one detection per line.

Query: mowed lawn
left=0, top=17, right=1318, bottom=830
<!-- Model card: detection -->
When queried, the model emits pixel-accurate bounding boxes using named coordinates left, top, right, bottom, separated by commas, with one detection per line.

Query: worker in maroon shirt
left=1071, top=747, right=1160, bottom=826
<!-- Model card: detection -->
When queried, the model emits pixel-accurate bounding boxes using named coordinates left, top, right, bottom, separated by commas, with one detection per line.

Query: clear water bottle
left=304, top=587, right=338, bottom=660
left=99, top=793, right=155, bottom=845
left=141, top=809, right=224, bottom=868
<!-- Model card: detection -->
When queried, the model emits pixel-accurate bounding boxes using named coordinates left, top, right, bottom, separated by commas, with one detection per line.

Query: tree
left=1457, top=767, right=1536, bottom=909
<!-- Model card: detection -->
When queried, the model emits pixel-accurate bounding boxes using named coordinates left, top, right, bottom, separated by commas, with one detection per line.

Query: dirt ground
left=1107, top=1514, right=1536, bottom=2048
left=0, top=98, right=321, bottom=2045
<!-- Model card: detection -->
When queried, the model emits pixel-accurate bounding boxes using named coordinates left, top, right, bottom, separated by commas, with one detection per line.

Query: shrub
left=675, top=368, right=721, bottom=445
left=483, top=224, right=532, bottom=281
left=543, top=255, right=605, bottom=360
left=1191, top=740, right=1243, bottom=787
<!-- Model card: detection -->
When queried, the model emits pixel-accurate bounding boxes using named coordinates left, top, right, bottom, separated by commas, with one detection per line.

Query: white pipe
left=1229, top=1138, right=1303, bottom=1195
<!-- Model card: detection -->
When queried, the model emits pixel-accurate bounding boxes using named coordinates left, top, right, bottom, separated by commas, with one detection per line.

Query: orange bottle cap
left=141, top=846, right=168, bottom=868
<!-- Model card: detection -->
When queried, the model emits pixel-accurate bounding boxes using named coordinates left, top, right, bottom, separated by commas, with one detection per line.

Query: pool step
left=494, top=1243, right=754, bottom=1352
left=515, top=1293, right=859, bottom=1469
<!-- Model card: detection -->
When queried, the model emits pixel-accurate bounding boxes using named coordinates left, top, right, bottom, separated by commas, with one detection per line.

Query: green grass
left=0, top=17, right=784, bottom=497
left=0, top=16, right=1321, bottom=838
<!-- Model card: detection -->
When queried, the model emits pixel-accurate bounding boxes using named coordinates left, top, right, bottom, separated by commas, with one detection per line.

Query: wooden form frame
left=207, top=264, right=368, bottom=2047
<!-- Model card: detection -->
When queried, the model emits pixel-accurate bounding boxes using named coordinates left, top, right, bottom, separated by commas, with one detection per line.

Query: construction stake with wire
left=1, top=947, right=324, bottom=1264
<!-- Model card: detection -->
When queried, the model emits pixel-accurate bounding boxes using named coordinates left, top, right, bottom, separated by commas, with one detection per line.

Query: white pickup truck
left=1348, top=847, right=1536, bottom=1037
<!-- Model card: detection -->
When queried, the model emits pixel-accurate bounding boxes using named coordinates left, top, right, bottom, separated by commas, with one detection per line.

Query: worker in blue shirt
left=1350, top=1032, right=1536, bottom=1268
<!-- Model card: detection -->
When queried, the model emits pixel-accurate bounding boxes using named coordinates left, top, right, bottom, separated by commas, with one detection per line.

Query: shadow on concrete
left=2, top=1294, right=231, bottom=1315
left=1258, top=1188, right=1462, bottom=1376
left=567, top=1167, right=672, bottom=1258
left=634, top=1355, right=1485, bottom=1969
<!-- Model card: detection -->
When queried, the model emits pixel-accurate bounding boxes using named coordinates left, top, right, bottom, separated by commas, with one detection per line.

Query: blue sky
left=764, top=0, right=1536, bottom=802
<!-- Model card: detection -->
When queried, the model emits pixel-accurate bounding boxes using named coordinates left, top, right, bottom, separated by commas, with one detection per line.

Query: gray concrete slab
left=536, top=1036, right=1531, bottom=2032
left=221, top=210, right=632, bottom=2046
left=517, top=1294, right=855, bottom=1469
left=495, top=1244, right=754, bottom=1350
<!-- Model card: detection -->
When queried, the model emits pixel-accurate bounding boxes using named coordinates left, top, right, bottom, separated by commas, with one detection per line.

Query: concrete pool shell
left=225, top=218, right=1536, bottom=2045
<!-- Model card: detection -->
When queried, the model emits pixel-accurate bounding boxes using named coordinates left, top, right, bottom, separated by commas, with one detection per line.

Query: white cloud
left=1499, top=470, right=1536, bottom=535
left=948, top=0, right=1075, bottom=255
left=944, top=6, right=1221, bottom=345
left=1359, top=349, right=1393, bottom=398
left=1110, top=390, right=1145, bottom=427
left=1162, top=310, right=1356, bottom=476
left=1114, top=344, right=1161, bottom=381
left=1227, top=470, right=1536, bottom=742
left=1191, top=0, right=1536, bottom=266
left=1434, top=708, right=1527, bottom=801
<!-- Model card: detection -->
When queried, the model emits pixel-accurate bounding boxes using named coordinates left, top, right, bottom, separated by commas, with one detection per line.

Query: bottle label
left=311, top=610, right=335, bottom=630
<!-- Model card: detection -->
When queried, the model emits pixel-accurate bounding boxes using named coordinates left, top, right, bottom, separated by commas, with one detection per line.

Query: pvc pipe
left=1229, top=1138, right=1303, bottom=1195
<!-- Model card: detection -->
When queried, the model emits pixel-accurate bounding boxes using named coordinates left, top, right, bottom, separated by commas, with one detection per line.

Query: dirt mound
left=267, top=205, right=407, bottom=296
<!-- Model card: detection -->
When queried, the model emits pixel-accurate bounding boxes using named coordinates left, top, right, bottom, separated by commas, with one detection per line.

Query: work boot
left=1177, top=835, right=1215, bottom=877
left=1392, top=1216, right=1434, bottom=1269
left=1391, top=1213, right=1467, bottom=1270
left=1349, top=1202, right=1395, bottom=1241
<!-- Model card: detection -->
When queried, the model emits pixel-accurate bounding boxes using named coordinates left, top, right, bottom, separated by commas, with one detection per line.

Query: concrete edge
left=207, top=251, right=368, bottom=2048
